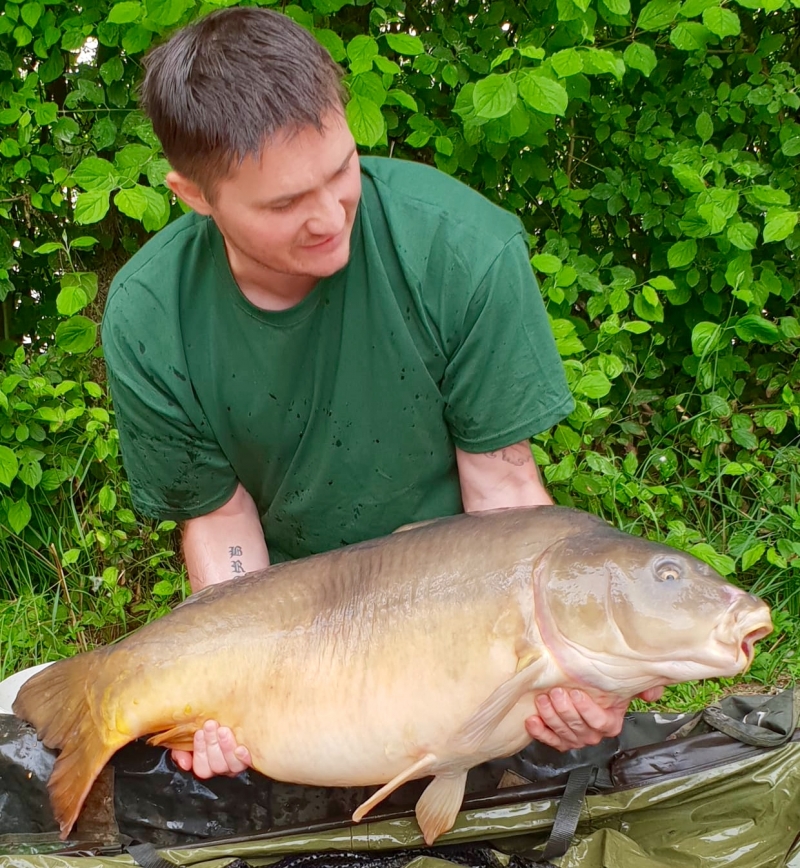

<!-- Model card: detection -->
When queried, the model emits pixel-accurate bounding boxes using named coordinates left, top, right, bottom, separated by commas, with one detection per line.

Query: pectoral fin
left=352, top=753, right=437, bottom=823
left=451, top=657, right=547, bottom=753
left=147, top=723, right=198, bottom=752
left=415, top=772, right=468, bottom=845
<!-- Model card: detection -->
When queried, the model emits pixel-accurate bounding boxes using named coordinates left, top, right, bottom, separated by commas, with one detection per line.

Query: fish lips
left=711, top=596, right=773, bottom=674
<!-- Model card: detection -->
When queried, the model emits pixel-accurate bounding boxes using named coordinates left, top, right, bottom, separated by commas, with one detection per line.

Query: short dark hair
left=139, top=7, right=347, bottom=198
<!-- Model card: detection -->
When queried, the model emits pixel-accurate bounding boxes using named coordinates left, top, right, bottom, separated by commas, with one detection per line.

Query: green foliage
left=0, top=342, right=185, bottom=676
left=0, top=0, right=798, bottom=698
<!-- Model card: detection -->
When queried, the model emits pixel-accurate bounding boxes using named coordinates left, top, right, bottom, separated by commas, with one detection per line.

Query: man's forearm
left=455, top=441, right=552, bottom=513
left=181, top=483, right=270, bottom=593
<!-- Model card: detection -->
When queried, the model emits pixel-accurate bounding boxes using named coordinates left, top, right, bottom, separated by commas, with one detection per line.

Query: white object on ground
left=0, top=662, right=54, bottom=715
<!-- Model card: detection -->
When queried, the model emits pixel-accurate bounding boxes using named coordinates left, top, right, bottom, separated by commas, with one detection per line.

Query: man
left=102, top=7, right=660, bottom=782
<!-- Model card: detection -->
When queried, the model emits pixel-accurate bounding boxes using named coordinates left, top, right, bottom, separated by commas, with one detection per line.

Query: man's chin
left=302, top=245, right=351, bottom=279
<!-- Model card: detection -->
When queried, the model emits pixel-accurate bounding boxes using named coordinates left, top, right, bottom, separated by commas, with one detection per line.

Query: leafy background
left=0, top=0, right=798, bottom=705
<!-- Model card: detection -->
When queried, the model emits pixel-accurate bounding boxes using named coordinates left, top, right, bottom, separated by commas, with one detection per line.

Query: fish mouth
left=728, top=598, right=773, bottom=670
left=708, top=595, right=772, bottom=674
left=740, top=622, right=773, bottom=667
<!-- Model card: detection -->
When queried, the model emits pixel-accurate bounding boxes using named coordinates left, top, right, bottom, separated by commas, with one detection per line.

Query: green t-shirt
left=101, top=156, right=574, bottom=563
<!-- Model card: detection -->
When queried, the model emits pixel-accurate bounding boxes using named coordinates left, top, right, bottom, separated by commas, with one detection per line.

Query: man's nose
left=306, top=189, right=345, bottom=237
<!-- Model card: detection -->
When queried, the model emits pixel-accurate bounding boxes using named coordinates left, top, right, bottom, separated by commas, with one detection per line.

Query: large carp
left=14, top=506, right=772, bottom=844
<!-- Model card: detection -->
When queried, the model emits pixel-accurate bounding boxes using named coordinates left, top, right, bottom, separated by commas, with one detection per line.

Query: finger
left=534, top=691, right=592, bottom=749
left=189, top=726, right=214, bottom=779
left=217, top=726, right=251, bottom=775
left=538, top=689, right=594, bottom=737
left=171, top=748, right=194, bottom=772
left=199, top=720, right=236, bottom=777
left=636, top=686, right=665, bottom=702
left=568, top=691, right=628, bottom=738
left=525, top=715, right=572, bottom=751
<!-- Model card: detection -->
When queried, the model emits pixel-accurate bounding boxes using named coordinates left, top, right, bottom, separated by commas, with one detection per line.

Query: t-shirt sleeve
left=439, top=230, right=575, bottom=453
left=101, top=281, right=239, bottom=521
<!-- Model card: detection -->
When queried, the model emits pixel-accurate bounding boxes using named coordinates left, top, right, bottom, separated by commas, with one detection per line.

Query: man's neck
left=225, top=241, right=317, bottom=312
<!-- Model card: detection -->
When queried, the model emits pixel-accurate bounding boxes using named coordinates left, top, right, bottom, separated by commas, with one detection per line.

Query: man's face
left=194, top=109, right=362, bottom=284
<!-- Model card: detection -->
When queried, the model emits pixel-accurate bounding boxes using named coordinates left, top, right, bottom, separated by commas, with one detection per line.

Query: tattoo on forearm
left=486, top=447, right=532, bottom=467
left=229, top=545, right=245, bottom=576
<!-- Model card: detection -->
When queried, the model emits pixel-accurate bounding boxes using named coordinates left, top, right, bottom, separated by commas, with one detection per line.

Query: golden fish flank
left=13, top=506, right=772, bottom=845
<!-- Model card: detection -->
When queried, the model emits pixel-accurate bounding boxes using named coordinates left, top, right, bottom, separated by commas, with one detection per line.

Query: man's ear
left=165, top=171, right=213, bottom=215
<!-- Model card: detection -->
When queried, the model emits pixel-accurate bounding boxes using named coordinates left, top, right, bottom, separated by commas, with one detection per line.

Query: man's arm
left=456, top=441, right=551, bottom=512
left=173, top=483, right=269, bottom=777
left=182, top=482, right=270, bottom=593
left=456, top=440, right=663, bottom=751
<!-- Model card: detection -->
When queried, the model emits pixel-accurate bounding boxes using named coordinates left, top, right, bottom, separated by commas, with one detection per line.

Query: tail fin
left=13, top=655, right=126, bottom=840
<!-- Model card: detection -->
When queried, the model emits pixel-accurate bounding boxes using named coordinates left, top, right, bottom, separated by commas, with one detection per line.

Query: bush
left=0, top=0, right=797, bottom=690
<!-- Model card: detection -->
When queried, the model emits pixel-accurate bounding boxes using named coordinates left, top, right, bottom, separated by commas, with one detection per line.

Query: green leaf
left=386, top=89, right=418, bottom=112
left=385, top=33, right=424, bottom=56
left=0, top=446, right=18, bottom=486
left=581, top=48, right=626, bottom=81
left=745, top=186, right=790, bottom=207
left=733, top=0, right=783, bottom=9
left=7, top=498, right=31, bottom=533
left=691, top=321, right=724, bottom=356
left=121, top=25, right=152, bottom=54
left=107, top=0, right=142, bottom=22
left=781, top=138, right=800, bottom=157
left=144, top=0, right=191, bottom=26
left=763, top=210, right=798, bottom=243
left=34, top=102, right=59, bottom=126
left=473, top=74, right=517, bottom=119
left=73, top=157, right=118, bottom=192
left=114, top=186, right=149, bottom=220
left=741, top=543, right=766, bottom=571
left=99, top=485, right=117, bottom=512
left=672, top=165, right=707, bottom=193
left=58, top=272, right=98, bottom=315
left=735, top=314, right=781, bottom=344
left=518, top=73, right=569, bottom=116
left=18, top=457, right=41, bottom=489
left=667, top=238, right=698, bottom=268
left=623, top=42, right=657, bottom=76
left=648, top=275, right=675, bottom=290
left=702, top=6, right=741, bottom=36
left=140, top=187, right=171, bottom=232
left=20, top=2, right=42, bottom=28
left=55, top=316, right=98, bottom=354
left=604, top=0, right=631, bottom=12
left=347, top=35, right=379, bottom=73
left=532, top=253, right=563, bottom=274
left=100, top=57, right=125, bottom=85
left=314, top=29, right=346, bottom=63
left=688, top=543, right=735, bottom=577
left=637, top=0, right=681, bottom=30
left=34, top=242, right=64, bottom=254
left=727, top=222, right=758, bottom=250
left=576, top=371, right=612, bottom=399
left=74, top=191, right=110, bottom=224
left=695, top=111, right=713, bottom=143
left=345, top=95, right=384, bottom=148
left=550, top=48, right=584, bottom=78
left=670, top=22, right=712, bottom=51
left=679, top=0, right=719, bottom=16
left=70, top=236, right=99, bottom=249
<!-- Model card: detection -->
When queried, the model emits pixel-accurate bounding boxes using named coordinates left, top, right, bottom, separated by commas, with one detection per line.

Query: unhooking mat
left=1, top=688, right=799, bottom=867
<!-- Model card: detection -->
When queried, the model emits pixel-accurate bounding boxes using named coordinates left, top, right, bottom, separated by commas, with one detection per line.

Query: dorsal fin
left=393, top=518, right=440, bottom=534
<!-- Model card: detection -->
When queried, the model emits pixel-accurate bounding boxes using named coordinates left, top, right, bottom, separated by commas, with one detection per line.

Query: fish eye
left=656, top=560, right=682, bottom=582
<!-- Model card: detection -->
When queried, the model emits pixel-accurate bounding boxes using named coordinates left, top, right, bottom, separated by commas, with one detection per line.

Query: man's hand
left=171, top=720, right=252, bottom=778
left=525, top=687, right=665, bottom=751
